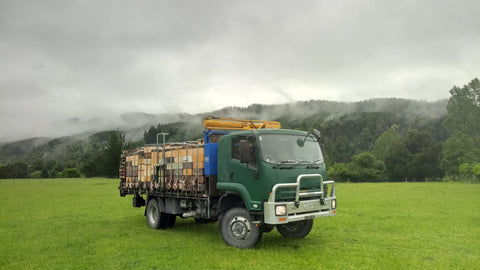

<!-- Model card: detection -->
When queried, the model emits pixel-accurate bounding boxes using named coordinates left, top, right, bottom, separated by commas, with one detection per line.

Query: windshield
left=258, top=134, right=323, bottom=165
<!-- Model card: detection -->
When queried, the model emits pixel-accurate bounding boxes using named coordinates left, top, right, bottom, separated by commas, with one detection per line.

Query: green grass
left=0, top=179, right=479, bottom=269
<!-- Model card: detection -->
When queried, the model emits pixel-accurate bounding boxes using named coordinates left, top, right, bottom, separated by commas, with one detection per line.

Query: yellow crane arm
left=202, top=116, right=281, bottom=130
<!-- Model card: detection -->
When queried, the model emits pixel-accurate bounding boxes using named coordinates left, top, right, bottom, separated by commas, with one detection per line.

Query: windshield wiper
left=273, top=160, right=323, bottom=169
left=280, top=160, right=299, bottom=164
left=297, top=160, right=322, bottom=169
left=297, top=160, right=311, bottom=164
left=273, top=160, right=297, bottom=169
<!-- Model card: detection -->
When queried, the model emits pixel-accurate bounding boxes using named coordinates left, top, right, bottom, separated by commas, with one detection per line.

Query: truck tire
left=276, top=219, right=313, bottom=239
left=220, top=207, right=262, bottom=249
left=146, top=198, right=168, bottom=229
left=217, top=213, right=224, bottom=231
left=165, top=213, right=176, bottom=228
left=260, top=224, right=275, bottom=233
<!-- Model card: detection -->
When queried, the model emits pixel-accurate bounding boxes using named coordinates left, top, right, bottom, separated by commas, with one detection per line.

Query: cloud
left=1, top=0, right=479, bottom=141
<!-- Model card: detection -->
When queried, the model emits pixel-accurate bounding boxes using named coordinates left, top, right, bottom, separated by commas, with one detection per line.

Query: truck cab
left=215, top=128, right=336, bottom=248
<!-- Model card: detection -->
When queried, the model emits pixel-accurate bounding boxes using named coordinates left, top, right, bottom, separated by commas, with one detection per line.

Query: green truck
left=118, top=117, right=336, bottom=248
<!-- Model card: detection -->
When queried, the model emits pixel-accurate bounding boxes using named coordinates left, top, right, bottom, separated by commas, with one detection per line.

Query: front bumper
left=264, top=197, right=336, bottom=224
left=263, top=174, right=336, bottom=225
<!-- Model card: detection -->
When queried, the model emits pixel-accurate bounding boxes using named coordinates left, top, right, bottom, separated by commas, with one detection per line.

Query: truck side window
left=231, top=136, right=244, bottom=160
left=231, top=135, right=257, bottom=171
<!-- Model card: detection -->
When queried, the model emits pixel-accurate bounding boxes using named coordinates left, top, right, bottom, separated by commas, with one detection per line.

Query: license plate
left=304, top=202, right=315, bottom=210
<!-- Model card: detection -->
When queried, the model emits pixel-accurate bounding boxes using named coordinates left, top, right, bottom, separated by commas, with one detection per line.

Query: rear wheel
left=146, top=198, right=162, bottom=229
left=165, top=213, right=176, bottom=228
left=220, top=208, right=262, bottom=249
left=146, top=198, right=172, bottom=229
left=276, top=219, right=313, bottom=239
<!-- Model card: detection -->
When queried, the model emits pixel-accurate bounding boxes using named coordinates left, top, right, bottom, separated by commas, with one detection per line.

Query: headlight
left=331, top=199, right=336, bottom=209
left=275, top=205, right=287, bottom=216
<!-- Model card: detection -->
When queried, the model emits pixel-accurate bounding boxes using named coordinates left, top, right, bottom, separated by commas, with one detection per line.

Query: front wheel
left=220, top=208, right=262, bottom=249
left=276, top=219, right=313, bottom=239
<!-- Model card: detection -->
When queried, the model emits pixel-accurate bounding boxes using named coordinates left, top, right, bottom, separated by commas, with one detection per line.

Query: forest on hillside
left=1, top=78, right=479, bottom=182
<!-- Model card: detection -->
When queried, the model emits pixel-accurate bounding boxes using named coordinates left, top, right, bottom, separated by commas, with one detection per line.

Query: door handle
left=230, top=171, right=234, bottom=181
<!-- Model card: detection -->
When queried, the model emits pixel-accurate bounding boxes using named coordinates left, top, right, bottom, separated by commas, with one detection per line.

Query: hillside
left=0, top=98, right=449, bottom=179
left=0, top=137, right=51, bottom=159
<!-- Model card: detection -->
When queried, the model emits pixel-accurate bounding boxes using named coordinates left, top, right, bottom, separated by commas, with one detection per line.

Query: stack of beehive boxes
left=160, top=143, right=205, bottom=191
left=124, top=141, right=205, bottom=192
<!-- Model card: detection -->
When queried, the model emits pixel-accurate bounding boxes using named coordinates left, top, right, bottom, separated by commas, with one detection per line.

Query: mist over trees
left=143, top=122, right=203, bottom=144
left=0, top=131, right=125, bottom=179
left=1, top=77, right=479, bottom=182
left=81, top=131, right=125, bottom=178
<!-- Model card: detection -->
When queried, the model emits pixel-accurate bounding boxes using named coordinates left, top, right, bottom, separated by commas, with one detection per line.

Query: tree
left=144, top=126, right=157, bottom=144
left=459, top=163, right=474, bottom=179
left=441, top=131, right=478, bottom=176
left=443, top=78, right=480, bottom=136
left=385, top=130, right=442, bottom=181
left=320, top=112, right=396, bottom=165
left=404, top=130, right=443, bottom=180
left=31, top=159, right=45, bottom=173
left=357, top=127, right=374, bottom=151
left=14, top=162, right=28, bottom=178
left=350, top=152, right=385, bottom=182
left=81, top=152, right=102, bottom=177
left=81, top=130, right=124, bottom=178
left=372, top=125, right=400, bottom=161
left=385, top=140, right=412, bottom=181
left=30, top=171, right=42, bottom=178
left=473, top=163, right=480, bottom=181
left=327, top=152, right=385, bottom=182
left=103, top=131, right=124, bottom=178
left=327, top=163, right=351, bottom=182
left=62, top=168, right=81, bottom=178
left=0, top=162, right=29, bottom=179
left=41, top=168, right=49, bottom=178
left=0, top=164, right=12, bottom=179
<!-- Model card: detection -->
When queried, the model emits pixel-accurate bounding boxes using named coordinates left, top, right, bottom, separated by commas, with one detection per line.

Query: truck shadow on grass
left=129, top=216, right=329, bottom=250
left=259, top=232, right=328, bottom=250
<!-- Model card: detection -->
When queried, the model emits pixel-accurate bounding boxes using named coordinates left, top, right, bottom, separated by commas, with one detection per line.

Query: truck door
left=229, top=134, right=258, bottom=182
left=225, top=134, right=262, bottom=201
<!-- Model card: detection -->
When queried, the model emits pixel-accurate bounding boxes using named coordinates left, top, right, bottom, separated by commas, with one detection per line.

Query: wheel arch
left=145, top=195, right=165, bottom=216
left=218, top=192, right=246, bottom=215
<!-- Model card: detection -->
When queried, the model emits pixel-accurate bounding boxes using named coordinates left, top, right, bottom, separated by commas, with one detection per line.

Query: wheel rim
left=148, top=204, right=158, bottom=225
left=229, top=216, right=251, bottom=240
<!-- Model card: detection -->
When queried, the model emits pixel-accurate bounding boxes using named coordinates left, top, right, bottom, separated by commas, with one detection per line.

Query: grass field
left=0, top=178, right=478, bottom=269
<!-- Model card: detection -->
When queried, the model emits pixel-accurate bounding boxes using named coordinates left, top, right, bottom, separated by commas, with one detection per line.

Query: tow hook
left=320, top=198, right=325, bottom=205
left=294, top=201, right=299, bottom=208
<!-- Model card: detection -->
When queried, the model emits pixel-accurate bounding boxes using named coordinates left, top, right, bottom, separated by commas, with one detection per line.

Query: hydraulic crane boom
left=202, top=116, right=281, bottom=130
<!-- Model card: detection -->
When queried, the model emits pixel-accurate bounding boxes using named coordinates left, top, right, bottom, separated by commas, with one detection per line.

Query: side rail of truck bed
left=119, top=141, right=207, bottom=197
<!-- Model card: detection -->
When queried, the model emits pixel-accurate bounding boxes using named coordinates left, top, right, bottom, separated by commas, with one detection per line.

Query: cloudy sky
left=1, top=0, right=479, bottom=141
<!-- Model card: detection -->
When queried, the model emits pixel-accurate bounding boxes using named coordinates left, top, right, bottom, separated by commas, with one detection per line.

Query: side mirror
left=239, top=140, right=255, bottom=163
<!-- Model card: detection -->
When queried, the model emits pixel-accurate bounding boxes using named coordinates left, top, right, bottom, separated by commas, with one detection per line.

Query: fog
left=1, top=0, right=479, bottom=142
